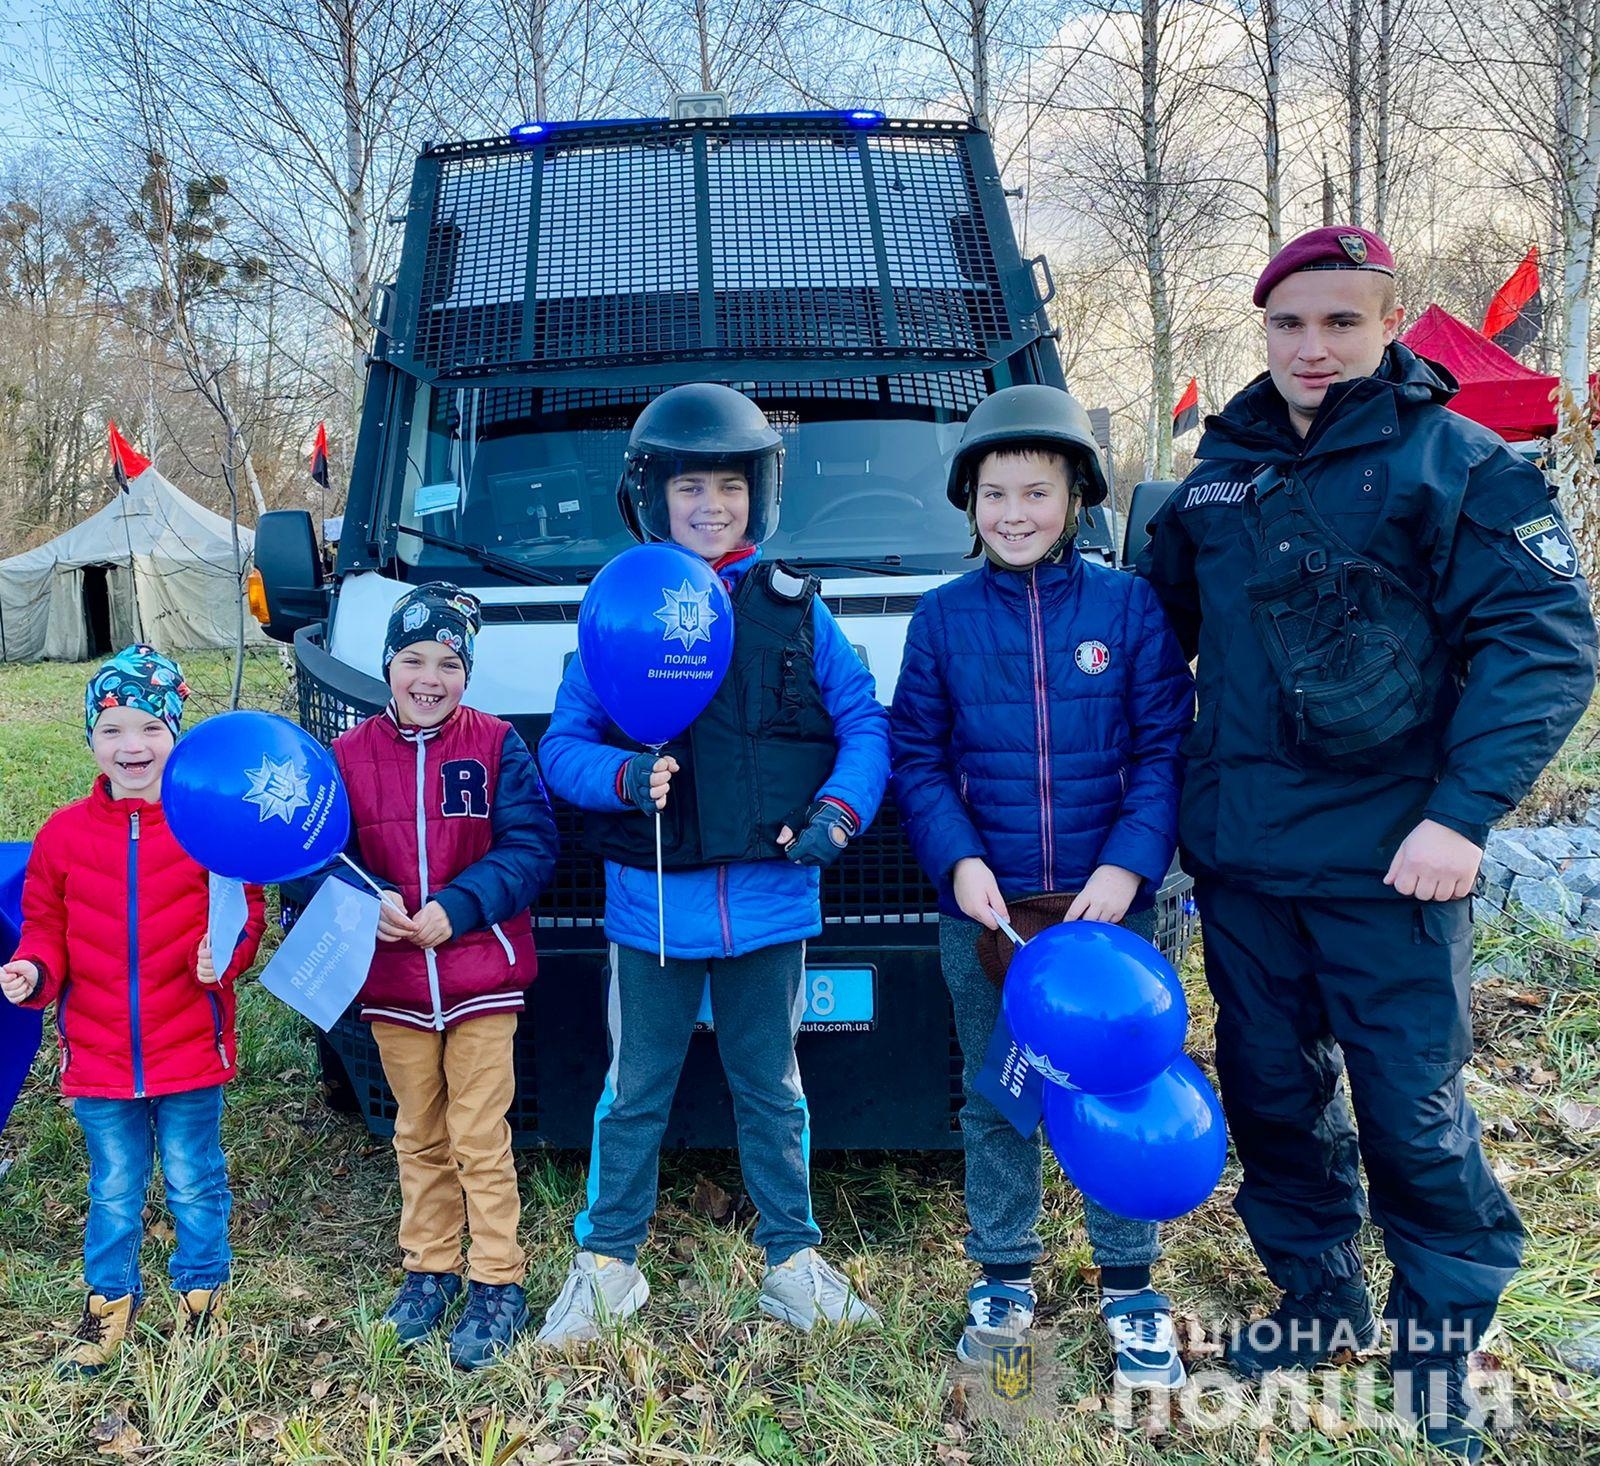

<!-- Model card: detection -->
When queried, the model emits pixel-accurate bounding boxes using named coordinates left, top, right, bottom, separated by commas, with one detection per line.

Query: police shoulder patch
left=1513, top=514, right=1579, bottom=578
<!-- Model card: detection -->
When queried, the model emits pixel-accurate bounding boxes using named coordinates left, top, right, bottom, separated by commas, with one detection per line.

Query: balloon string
left=652, top=742, right=666, bottom=969
left=991, top=909, right=1024, bottom=948
left=337, top=852, right=392, bottom=904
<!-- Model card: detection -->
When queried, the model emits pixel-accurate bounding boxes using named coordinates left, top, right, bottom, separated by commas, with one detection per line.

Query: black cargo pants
left=1195, top=879, right=1524, bottom=1355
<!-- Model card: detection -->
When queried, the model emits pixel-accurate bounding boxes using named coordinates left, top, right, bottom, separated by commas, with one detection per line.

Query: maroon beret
left=1254, top=226, right=1395, bottom=307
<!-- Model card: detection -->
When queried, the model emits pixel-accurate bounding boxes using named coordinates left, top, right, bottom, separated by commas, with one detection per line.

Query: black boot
left=1393, top=1353, right=1484, bottom=1462
left=1226, top=1276, right=1379, bottom=1380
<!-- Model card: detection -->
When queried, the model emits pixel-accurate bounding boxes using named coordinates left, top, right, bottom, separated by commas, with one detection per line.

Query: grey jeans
left=574, top=940, right=822, bottom=1267
left=941, top=912, right=1163, bottom=1271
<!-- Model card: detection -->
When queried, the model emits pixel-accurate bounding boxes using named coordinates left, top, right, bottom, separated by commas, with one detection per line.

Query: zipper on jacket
left=415, top=738, right=446, bottom=1030
left=1026, top=569, right=1056, bottom=890
left=717, top=865, right=733, bottom=957
left=56, top=978, right=72, bottom=1075
left=128, top=808, right=146, bottom=1097
left=489, top=922, right=515, bottom=966
left=205, top=989, right=228, bottom=1070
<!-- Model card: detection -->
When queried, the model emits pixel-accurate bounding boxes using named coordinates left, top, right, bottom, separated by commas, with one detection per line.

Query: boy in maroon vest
left=308, top=582, right=557, bottom=1368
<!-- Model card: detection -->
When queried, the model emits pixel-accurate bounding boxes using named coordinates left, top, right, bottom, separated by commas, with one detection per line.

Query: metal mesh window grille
left=403, top=122, right=1018, bottom=375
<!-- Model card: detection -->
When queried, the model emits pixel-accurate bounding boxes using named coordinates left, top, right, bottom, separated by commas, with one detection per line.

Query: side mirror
left=252, top=510, right=328, bottom=642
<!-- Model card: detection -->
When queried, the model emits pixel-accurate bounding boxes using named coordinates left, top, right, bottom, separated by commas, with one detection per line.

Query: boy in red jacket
left=291, top=583, right=558, bottom=1370
left=0, top=645, right=266, bottom=1375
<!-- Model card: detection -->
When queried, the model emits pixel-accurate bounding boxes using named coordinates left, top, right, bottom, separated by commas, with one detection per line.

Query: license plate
left=694, top=966, right=876, bottom=1034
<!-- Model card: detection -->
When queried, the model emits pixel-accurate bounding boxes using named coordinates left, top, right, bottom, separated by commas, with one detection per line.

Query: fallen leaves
left=1556, top=1097, right=1600, bottom=1133
left=88, top=1408, right=142, bottom=1457
left=690, top=1178, right=733, bottom=1223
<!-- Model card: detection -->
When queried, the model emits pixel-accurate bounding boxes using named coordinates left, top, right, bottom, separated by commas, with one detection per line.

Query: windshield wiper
left=396, top=524, right=563, bottom=586
left=785, top=556, right=943, bottom=577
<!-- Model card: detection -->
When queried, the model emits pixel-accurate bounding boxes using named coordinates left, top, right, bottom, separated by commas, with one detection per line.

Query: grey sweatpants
left=574, top=940, right=822, bottom=1267
left=941, top=913, right=1163, bottom=1272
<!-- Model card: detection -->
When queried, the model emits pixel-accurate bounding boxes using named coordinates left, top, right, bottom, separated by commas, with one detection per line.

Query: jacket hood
left=1197, top=343, right=1459, bottom=464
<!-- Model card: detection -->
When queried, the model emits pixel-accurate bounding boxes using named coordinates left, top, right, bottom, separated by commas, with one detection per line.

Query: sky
left=0, top=1, right=57, bottom=145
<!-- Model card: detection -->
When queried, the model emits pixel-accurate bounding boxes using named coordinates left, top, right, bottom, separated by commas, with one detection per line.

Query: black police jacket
left=1139, top=344, right=1598, bottom=895
left=586, top=561, right=839, bottom=868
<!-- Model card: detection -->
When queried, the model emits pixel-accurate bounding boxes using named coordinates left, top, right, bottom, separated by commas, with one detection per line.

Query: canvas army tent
left=0, top=426, right=260, bottom=662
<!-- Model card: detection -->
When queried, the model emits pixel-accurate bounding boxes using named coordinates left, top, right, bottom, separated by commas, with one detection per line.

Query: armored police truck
left=251, top=108, right=1192, bottom=1150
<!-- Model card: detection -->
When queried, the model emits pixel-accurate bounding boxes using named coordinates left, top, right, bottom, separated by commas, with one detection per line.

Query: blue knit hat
left=383, top=582, right=482, bottom=681
left=85, top=644, right=189, bottom=744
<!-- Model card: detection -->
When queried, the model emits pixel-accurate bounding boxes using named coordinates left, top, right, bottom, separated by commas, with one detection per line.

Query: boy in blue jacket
left=536, top=384, right=890, bottom=1343
left=890, top=385, right=1194, bottom=1388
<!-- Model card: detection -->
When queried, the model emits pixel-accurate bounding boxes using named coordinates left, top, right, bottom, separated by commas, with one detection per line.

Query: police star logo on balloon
left=654, top=579, right=719, bottom=650
left=242, top=755, right=311, bottom=823
left=1513, top=514, right=1579, bottom=578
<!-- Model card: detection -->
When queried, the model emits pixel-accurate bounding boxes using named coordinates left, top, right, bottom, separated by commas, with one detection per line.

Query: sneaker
left=956, top=1277, right=1036, bottom=1365
left=58, top=1292, right=137, bottom=1378
left=174, top=1285, right=228, bottom=1341
left=1393, top=1353, right=1485, bottom=1462
left=1101, top=1290, right=1186, bottom=1390
left=381, top=1270, right=462, bottom=1346
left=1226, top=1277, right=1379, bottom=1381
left=448, top=1281, right=529, bottom=1371
left=535, top=1252, right=650, bottom=1347
left=758, top=1248, right=880, bottom=1332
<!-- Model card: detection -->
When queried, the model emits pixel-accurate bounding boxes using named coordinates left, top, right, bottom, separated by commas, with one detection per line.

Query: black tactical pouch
left=1244, top=465, right=1449, bottom=763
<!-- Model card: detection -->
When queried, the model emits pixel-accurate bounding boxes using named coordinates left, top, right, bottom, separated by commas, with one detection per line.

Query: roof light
left=509, top=121, right=548, bottom=143
left=844, top=110, right=884, bottom=126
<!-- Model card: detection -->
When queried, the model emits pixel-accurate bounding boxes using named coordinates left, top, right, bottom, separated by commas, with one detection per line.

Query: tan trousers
left=371, top=1012, right=525, bottom=1285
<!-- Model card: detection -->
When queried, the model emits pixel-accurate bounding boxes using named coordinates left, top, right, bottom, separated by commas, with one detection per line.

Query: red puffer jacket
left=16, top=779, right=266, bottom=1099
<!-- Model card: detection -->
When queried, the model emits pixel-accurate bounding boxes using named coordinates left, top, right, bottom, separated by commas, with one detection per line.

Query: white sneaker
left=1102, top=1290, right=1186, bottom=1390
left=956, top=1276, right=1037, bottom=1365
left=534, top=1252, right=650, bottom=1346
left=758, top=1248, right=880, bottom=1332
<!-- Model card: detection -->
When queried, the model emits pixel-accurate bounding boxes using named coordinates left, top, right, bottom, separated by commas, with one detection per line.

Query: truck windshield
left=389, top=381, right=976, bottom=580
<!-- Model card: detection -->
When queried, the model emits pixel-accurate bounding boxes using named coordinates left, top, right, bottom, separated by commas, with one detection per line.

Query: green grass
left=1, top=655, right=1598, bottom=1464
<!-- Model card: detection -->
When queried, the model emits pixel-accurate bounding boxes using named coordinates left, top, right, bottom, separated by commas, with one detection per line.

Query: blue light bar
left=845, top=110, right=885, bottom=126
left=509, top=121, right=548, bottom=143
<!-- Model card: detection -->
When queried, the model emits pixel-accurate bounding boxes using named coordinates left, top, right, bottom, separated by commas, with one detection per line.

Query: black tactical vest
left=588, top=561, right=839, bottom=868
left=1244, top=464, right=1450, bottom=763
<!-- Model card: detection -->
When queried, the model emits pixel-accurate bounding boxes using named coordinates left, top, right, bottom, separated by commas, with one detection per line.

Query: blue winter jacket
left=539, top=552, right=891, bottom=958
left=890, top=552, right=1193, bottom=916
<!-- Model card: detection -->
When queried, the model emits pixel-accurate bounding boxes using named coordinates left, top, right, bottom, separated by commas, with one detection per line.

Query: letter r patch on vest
left=440, top=759, right=490, bottom=817
left=1074, top=640, right=1110, bottom=675
left=1513, top=514, right=1579, bottom=578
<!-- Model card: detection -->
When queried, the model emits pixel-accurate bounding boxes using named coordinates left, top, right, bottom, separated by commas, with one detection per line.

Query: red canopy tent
left=1400, top=303, right=1594, bottom=442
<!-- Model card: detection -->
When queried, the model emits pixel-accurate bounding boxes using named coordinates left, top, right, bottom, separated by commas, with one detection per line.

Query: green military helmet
left=945, top=384, right=1110, bottom=510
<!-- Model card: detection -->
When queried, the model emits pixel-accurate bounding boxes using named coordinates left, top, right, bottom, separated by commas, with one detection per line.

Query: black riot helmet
left=616, top=384, right=785, bottom=544
left=945, top=384, right=1110, bottom=510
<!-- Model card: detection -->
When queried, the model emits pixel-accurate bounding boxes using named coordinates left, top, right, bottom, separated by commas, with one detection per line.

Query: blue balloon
left=1, top=841, right=44, bottom=1133
left=1045, top=1054, right=1228, bottom=1223
left=162, top=711, right=351, bottom=883
left=577, top=543, right=735, bottom=747
left=1001, top=920, right=1187, bottom=1095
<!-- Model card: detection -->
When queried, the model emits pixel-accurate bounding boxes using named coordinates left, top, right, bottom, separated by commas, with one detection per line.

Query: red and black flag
left=1173, top=377, right=1200, bottom=437
left=108, top=421, right=151, bottom=493
left=310, top=421, right=330, bottom=489
left=1484, top=246, right=1543, bottom=356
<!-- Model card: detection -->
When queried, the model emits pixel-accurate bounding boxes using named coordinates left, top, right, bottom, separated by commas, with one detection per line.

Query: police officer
left=1139, top=225, right=1597, bottom=1460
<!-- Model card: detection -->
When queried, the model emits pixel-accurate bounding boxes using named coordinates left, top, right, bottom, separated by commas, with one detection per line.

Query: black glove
left=620, top=752, right=662, bottom=816
left=781, top=799, right=858, bottom=868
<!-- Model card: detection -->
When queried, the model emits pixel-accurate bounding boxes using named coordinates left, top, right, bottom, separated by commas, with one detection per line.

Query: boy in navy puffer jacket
left=536, top=384, right=889, bottom=1344
left=890, top=386, right=1194, bottom=1388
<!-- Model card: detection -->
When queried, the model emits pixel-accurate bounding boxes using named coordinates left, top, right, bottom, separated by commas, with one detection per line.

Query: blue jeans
left=74, top=1086, right=233, bottom=1300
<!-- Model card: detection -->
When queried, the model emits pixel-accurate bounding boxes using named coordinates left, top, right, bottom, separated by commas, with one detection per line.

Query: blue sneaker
left=448, top=1281, right=529, bottom=1370
left=1102, top=1290, right=1186, bottom=1390
left=380, top=1271, right=461, bottom=1346
left=956, top=1277, right=1036, bottom=1365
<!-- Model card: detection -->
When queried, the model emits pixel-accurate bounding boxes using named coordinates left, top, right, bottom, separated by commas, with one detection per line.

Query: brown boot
left=174, top=1285, right=228, bottom=1340
left=58, top=1293, right=137, bottom=1377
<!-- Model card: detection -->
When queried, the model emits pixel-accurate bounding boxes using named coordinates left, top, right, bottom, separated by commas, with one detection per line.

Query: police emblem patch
left=1074, top=640, right=1110, bottom=676
left=1338, top=232, right=1368, bottom=264
left=1513, top=514, right=1579, bottom=578
left=990, top=1344, right=1033, bottom=1401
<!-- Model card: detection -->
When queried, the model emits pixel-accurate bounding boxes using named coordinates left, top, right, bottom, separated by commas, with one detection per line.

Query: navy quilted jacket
left=890, top=554, right=1193, bottom=916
